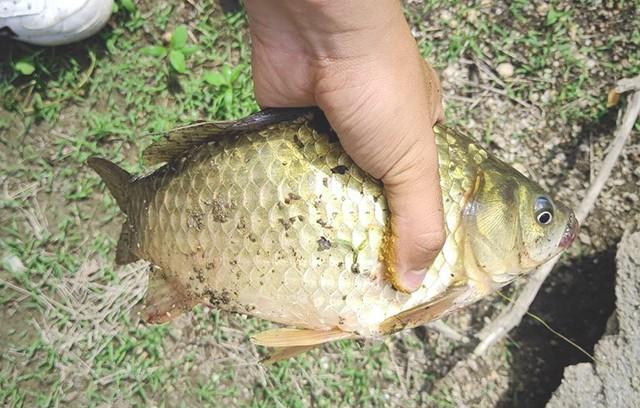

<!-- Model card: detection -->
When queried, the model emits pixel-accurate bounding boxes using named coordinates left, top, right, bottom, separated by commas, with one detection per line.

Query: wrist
left=246, top=0, right=410, bottom=60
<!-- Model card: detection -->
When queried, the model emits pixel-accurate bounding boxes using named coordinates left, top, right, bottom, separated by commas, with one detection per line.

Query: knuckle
left=413, top=227, right=446, bottom=258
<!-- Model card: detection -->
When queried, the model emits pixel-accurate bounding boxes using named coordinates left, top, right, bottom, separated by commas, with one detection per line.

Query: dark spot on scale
left=317, top=219, right=332, bottom=229
left=279, top=219, right=291, bottom=230
left=284, top=193, right=302, bottom=204
left=293, top=134, right=304, bottom=148
left=331, top=165, right=348, bottom=175
left=317, top=236, right=332, bottom=251
left=204, top=288, right=232, bottom=307
left=187, top=210, right=205, bottom=230
left=194, top=267, right=205, bottom=283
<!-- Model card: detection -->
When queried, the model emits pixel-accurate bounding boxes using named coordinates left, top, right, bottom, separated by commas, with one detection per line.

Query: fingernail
left=399, top=269, right=426, bottom=293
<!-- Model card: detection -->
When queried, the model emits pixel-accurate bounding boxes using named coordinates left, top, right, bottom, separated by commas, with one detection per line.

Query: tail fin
left=87, top=157, right=139, bottom=265
left=87, top=157, right=132, bottom=213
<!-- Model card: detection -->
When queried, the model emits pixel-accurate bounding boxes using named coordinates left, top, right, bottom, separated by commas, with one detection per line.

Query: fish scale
left=88, top=108, right=577, bottom=349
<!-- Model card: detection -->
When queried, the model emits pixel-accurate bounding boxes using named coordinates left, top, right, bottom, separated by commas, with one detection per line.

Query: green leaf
left=169, top=50, right=187, bottom=73
left=170, top=25, right=188, bottom=50
left=230, top=66, right=243, bottom=83
left=203, top=71, right=225, bottom=86
left=181, top=44, right=199, bottom=57
left=15, top=60, right=35, bottom=75
left=120, top=0, right=136, bottom=12
left=141, top=46, right=167, bottom=57
left=221, top=65, right=232, bottom=81
left=223, top=88, right=233, bottom=111
left=106, top=37, right=117, bottom=54
left=546, top=7, right=561, bottom=25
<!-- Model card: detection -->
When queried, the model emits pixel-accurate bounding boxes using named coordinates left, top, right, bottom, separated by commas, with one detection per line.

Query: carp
left=88, top=108, right=578, bottom=362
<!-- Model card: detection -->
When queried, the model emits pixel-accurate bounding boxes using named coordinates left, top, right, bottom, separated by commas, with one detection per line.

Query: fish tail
left=87, top=157, right=132, bottom=213
left=87, top=157, right=140, bottom=264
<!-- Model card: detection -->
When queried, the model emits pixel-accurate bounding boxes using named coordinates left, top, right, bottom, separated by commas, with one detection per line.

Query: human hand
left=245, top=0, right=445, bottom=292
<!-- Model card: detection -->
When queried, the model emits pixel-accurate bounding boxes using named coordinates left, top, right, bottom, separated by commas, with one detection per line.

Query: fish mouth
left=559, top=212, right=579, bottom=249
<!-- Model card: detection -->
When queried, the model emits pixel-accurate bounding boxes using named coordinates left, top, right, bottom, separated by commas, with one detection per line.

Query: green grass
left=1, top=0, right=637, bottom=406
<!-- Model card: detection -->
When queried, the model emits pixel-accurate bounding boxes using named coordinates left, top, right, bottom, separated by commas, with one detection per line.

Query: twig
left=615, top=76, right=640, bottom=93
left=428, top=320, right=470, bottom=343
left=460, top=80, right=542, bottom=116
left=473, top=76, right=640, bottom=355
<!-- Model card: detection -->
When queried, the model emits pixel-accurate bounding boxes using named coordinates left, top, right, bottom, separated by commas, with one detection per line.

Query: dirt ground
left=1, top=1, right=639, bottom=407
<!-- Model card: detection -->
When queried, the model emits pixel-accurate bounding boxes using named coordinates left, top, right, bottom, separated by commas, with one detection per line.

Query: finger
left=382, top=131, right=445, bottom=293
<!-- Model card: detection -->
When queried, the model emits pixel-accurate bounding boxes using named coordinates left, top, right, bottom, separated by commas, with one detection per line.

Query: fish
left=87, top=107, right=578, bottom=362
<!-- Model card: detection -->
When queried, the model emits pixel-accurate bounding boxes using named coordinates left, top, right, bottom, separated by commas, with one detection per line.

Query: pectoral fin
left=251, top=328, right=355, bottom=348
left=379, top=285, right=470, bottom=334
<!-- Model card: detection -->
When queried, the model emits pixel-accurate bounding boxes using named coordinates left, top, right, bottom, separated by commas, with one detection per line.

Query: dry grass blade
left=2, top=258, right=149, bottom=383
left=474, top=76, right=640, bottom=355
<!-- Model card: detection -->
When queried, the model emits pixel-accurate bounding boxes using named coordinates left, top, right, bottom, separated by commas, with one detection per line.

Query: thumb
left=382, top=131, right=445, bottom=293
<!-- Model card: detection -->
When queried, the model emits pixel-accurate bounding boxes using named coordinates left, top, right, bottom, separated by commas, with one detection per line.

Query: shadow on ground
left=498, top=246, right=617, bottom=407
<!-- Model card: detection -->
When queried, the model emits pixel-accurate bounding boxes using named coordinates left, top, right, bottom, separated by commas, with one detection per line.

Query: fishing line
left=497, top=291, right=596, bottom=363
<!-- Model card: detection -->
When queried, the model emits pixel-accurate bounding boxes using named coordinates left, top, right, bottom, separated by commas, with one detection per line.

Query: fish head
left=513, top=177, right=578, bottom=268
left=463, top=162, right=578, bottom=282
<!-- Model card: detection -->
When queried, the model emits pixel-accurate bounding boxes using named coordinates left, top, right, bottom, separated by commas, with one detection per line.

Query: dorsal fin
left=143, top=107, right=318, bottom=165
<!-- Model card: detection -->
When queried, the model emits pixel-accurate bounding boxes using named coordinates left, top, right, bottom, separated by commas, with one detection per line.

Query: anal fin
left=141, top=266, right=199, bottom=324
left=251, top=328, right=354, bottom=348
left=261, top=345, right=318, bottom=365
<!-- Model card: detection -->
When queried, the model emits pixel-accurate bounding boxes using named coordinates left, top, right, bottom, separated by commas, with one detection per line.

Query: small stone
left=496, top=62, right=514, bottom=78
left=579, top=232, right=592, bottom=245
left=440, top=10, right=453, bottom=22
left=466, top=9, right=479, bottom=23
left=536, top=2, right=549, bottom=15
left=2, top=254, right=25, bottom=275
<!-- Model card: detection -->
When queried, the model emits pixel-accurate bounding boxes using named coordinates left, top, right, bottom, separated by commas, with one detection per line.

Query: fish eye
left=534, top=196, right=554, bottom=225
left=537, top=211, right=553, bottom=224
